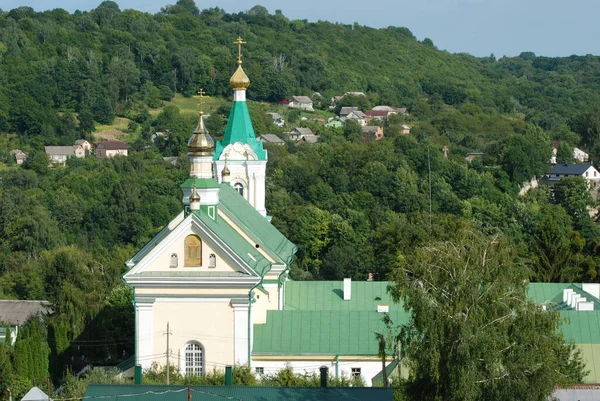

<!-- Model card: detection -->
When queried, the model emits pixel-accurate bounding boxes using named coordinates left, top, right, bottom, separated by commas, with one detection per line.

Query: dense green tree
left=388, top=228, right=585, bottom=401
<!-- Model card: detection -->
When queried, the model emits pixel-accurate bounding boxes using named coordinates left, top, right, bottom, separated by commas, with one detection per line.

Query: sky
left=2, top=0, right=599, bottom=58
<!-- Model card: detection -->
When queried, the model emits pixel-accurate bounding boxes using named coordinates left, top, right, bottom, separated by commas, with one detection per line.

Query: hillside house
left=465, top=152, right=486, bottom=162
left=339, top=106, right=359, bottom=117
left=551, top=141, right=590, bottom=164
left=266, top=113, right=285, bottom=127
left=296, top=134, right=319, bottom=144
left=343, top=110, right=368, bottom=126
left=45, top=145, right=85, bottom=165
left=325, top=118, right=343, bottom=129
left=96, top=140, right=128, bottom=158
left=0, top=300, right=50, bottom=345
left=287, top=96, right=314, bottom=111
left=542, top=163, right=600, bottom=187
left=10, top=149, right=28, bottom=165
left=258, top=134, right=286, bottom=145
left=289, top=127, right=314, bottom=141
left=362, top=126, right=384, bottom=141
left=400, top=124, right=411, bottom=135
left=74, top=139, right=92, bottom=152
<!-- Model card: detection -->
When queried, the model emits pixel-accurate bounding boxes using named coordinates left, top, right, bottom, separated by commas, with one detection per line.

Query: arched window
left=184, top=235, right=202, bottom=266
left=170, top=253, right=178, bottom=268
left=233, top=182, right=244, bottom=197
left=209, top=254, right=216, bottom=268
left=184, top=342, right=204, bottom=376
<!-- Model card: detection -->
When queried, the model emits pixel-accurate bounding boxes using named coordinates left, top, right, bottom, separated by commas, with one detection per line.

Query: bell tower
left=213, top=37, right=268, bottom=217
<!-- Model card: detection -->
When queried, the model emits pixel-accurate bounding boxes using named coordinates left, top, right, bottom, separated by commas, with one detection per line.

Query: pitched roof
left=339, top=107, right=358, bottom=116
left=292, top=127, right=313, bottom=136
left=284, top=281, right=394, bottom=311
left=218, top=184, right=296, bottom=266
left=266, top=113, right=283, bottom=120
left=97, top=140, right=128, bottom=150
left=364, top=110, right=389, bottom=117
left=362, top=126, right=381, bottom=134
left=0, top=300, right=50, bottom=325
left=21, top=387, right=52, bottom=401
left=372, top=106, right=396, bottom=111
left=348, top=111, right=367, bottom=119
left=290, top=96, right=312, bottom=104
left=253, top=310, right=408, bottom=356
left=298, top=135, right=319, bottom=143
left=44, top=146, right=75, bottom=156
left=85, top=385, right=393, bottom=401
left=548, top=163, right=594, bottom=175
left=215, top=101, right=266, bottom=161
left=259, top=134, right=285, bottom=144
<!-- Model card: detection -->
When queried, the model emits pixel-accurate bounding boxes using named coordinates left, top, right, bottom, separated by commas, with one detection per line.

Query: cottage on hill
left=542, top=163, right=600, bottom=186
left=45, top=145, right=85, bottom=165
left=0, top=300, right=50, bottom=345
left=362, top=126, right=384, bottom=141
left=287, top=96, right=314, bottom=111
left=96, top=140, right=128, bottom=158
left=258, top=134, right=286, bottom=145
left=289, top=127, right=314, bottom=141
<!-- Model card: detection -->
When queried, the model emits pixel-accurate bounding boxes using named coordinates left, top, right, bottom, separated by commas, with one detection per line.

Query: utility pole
left=397, top=339, right=402, bottom=380
left=164, top=322, right=172, bottom=384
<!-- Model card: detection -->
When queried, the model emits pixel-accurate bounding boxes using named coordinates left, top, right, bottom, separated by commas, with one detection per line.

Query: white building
left=122, top=39, right=398, bottom=387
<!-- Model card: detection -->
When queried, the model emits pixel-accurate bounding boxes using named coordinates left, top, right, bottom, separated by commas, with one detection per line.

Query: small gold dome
left=222, top=164, right=230, bottom=176
left=190, top=187, right=201, bottom=203
left=187, top=114, right=215, bottom=155
left=230, top=64, right=250, bottom=90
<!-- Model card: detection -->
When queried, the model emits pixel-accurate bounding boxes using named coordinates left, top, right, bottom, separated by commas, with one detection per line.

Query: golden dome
left=222, top=164, right=230, bottom=176
left=230, top=64, right=250, bottom=90
left=189, top=186, right=201, bottom=203
left=187, top=113, right=215, bottom=155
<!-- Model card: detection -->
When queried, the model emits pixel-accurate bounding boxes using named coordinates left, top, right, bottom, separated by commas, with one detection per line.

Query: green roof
left=214, top=101, right=267, bottom=161
left=528, top=283, right=600, bottom=311
left=559, top=311, right=600, bottom=344
left=284, top=281, right=395, bottom=311
left=84, top=385, right=393, bottom=401
left=180, top=177, right=220, bottom=189
left=191, top=209, right=271, bottom=276
left=219, top=184, right=296, bottom=265
left=253, top=310, right=408, bottom=356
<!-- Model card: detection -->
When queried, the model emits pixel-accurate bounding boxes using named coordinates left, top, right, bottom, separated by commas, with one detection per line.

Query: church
left=122, top=37, right=399, bottom=386
left=122, top=38, right=600, bottom=387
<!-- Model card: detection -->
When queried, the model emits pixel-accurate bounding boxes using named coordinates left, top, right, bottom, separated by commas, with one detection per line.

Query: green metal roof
left=191, top=209, right=271, bottom=277
left=284, top=281, right=395, bottom=311
left=528, top=283, right=600, bottom=311
left=219, top=184, right=296, bottom=266
left=253, top=310, right=408, bottom=356
left=214, top=101, right=267, bottom=161
left=180, top=177, right=220, bottom=189
left=84, top=385, right=393, bottom=401
left=559, top=311, right=600, bottom=344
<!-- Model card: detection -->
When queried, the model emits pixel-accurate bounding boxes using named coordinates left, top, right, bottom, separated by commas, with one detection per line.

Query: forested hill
left=3, top=1, right=600, bottom=394
left=2, top=1, right=600, bottom=141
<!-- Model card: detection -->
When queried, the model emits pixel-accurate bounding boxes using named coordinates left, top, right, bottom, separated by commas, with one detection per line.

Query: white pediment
left=123, top=213, right=261, bottom=286
left=219, top=142, right=258, bottom=161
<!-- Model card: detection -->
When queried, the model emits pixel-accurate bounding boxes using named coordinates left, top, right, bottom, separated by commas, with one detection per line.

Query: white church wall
left=251, top=283, right=280, bottom=325
left=142, top=227, right=238, bottom=273
left=152, top=299, right=236, bottom=374
left=250, top=359, right=386, bottom=387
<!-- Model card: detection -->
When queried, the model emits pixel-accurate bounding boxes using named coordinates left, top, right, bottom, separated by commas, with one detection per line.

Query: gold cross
left=233, top=36, right=247, bottom=64
left=195, top=88, right=209, bottom=115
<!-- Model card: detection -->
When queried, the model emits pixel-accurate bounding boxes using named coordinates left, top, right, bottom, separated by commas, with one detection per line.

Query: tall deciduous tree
left=388, top=229, right=585, bottom=401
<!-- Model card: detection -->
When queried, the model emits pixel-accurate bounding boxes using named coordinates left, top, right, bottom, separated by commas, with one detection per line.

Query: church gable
left=123, top=212, right=271, bottom=284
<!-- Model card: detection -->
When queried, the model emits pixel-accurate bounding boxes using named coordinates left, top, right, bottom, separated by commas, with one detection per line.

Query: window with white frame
left=351, top=367, right=361, bottom=377
left=255, top=367, right=264, bottom=375
left=185, top=342, right=204, bottom=376
left=233, top=182, right=244, bottom=197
